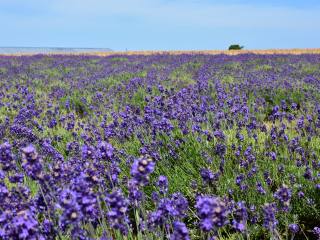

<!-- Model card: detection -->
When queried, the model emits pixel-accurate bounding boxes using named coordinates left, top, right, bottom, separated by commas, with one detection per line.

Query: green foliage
left=255, top=64, right=273, bottom=71
left=0, top=67, right=7, bottom=74
left=301, top=63, right=320, bottom=74
left=221, top=75, right=235, bottom=84
left=131, top=87, right=147, bottom=109
left=228, top=44, right=244, bottom=50
left=109, top=57, right=129, bottom=63
left=169, top=61, right=200, bottom=87
left=60, top=90, right=91, bottom=117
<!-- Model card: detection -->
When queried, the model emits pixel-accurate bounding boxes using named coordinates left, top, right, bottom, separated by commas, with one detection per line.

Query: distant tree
left=228, top=44, right=244, bottom=50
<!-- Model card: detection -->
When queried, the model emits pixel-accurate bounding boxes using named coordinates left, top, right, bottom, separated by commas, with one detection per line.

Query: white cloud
left=44, top=0, right=320, bottom=29
left=1, top=0, right=319, bottom=30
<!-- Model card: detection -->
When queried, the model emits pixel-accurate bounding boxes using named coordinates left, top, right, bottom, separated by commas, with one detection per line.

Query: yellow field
left=2, top=48, right=320, bottom=56
left=95, top=48, right=320, bottom=56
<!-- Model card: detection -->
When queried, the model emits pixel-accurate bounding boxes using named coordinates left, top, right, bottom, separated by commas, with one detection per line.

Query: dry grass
left=96, top=48, right=320, bottom=56
left=2, top=48, right=320, bottom=56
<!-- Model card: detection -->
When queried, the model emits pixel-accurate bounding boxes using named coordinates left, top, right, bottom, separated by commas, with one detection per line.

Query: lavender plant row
left=0, top=54, right=320, bottom=239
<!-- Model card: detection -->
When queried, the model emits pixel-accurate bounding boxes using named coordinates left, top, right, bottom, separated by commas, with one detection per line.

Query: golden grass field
left=96, top=48, right=320, bottom=56
left=2, top=48, right=320, bottom=56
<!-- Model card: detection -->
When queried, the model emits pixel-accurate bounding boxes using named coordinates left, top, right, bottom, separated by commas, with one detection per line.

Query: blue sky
left=1, top=0, right=320, bottom=50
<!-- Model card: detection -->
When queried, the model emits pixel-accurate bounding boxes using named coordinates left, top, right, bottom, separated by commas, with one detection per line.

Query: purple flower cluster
left=262, top=203, right=278, bottom=231
left=130, top=155, right=155, bottom=186
left=21, top=145, right=43, bottom=180
left=274, top=185, right=292, bottom=212
left=195, top=196, right=229, bottom=232
left=170, top=221, right=190, bottom=240
left=148, top=192, right=188, bottom=230
left=105, top=189, right=130, bottom=235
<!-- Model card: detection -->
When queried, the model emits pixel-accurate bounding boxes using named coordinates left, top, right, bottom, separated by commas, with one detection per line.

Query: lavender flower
left=170, top=221, right=190, bottom=240
left=288, top=223, right=299, bottom=234
left=274, top=185, right=292, bottom=212
left=262, top=203, right=278, bottom=231
left=21, top=145, right=43, bottom=180
left=232, top=201, right=248, bottom=232
left=105, top=189, right=130, bottom=235
left=157, top=175, right=169, bottom=194
left=313, top=227, right=320, bottom=238
left=200, top=168, right=219, bottom=185
left=0, top=142, right=15, bottom=171
left=130, top=155, right=155, bottom=186
left=195, top=196, right=229, bottom=232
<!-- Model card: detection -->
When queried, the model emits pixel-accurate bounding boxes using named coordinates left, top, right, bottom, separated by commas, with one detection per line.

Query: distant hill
left=0, top=47, right=113, bottom=54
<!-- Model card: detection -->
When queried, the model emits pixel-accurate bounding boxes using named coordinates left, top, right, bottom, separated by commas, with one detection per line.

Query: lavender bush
left=0, top=53, right=319, bottom=239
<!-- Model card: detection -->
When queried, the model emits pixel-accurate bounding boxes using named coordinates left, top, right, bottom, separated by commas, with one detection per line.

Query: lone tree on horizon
left=228, top=44, right=244, bottom=50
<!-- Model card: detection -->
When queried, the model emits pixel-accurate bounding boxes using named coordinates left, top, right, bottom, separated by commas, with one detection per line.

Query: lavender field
left=1, top=53, right=320, bottom=239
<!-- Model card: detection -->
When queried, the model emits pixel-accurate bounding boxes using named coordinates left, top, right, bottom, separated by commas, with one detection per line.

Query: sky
left=0, top=0, right=320, bottom=51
